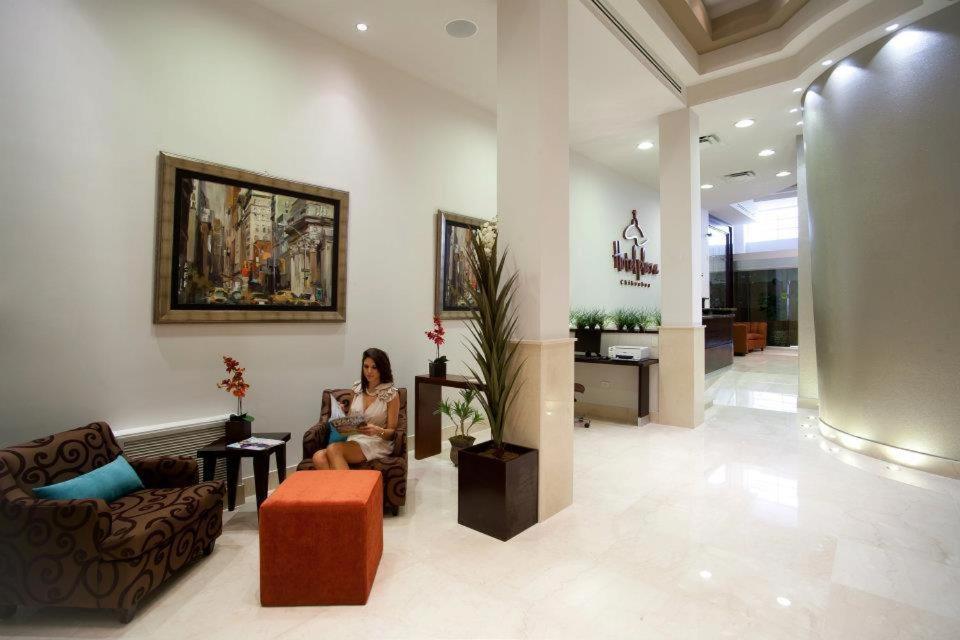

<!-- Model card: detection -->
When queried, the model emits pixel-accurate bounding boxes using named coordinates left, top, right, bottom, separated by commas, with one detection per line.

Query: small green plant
left=435, top=388, right=485, bottom=438
left=652, top=309, right=662, bottom=327
left=569, top=308, right=586, bottom=329
left=610, top=308, right=633, bottom=330
left=583, top=308, right=607, bottom=329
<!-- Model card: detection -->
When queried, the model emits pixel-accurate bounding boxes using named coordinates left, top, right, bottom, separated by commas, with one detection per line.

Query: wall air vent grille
left=700, top=134, right=721, bottom=146
left=586, top=0, right=684, bottom=95
left=723, top=170, right=756, bottom=183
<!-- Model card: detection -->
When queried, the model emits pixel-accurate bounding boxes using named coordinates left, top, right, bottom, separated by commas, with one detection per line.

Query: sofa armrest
left=301, top=422, right=330, bottom=460
left=129, top=455, right=199, bottom=488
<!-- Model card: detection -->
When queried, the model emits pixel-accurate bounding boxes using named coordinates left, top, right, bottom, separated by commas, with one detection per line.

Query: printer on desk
left=608, top=345, right=652, bottom=361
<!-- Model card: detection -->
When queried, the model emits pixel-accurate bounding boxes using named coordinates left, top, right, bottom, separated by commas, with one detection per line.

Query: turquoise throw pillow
left=33, top=456, right=144, bottom=503
left=327, top=422, right=348, bottom=444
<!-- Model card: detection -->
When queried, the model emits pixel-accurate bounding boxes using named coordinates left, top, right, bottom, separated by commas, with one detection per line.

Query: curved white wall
left=804, top=5, right=960, bottom=463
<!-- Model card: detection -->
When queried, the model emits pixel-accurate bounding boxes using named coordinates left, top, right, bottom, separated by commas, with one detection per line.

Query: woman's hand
left=358, top=424, right=385, bottom=438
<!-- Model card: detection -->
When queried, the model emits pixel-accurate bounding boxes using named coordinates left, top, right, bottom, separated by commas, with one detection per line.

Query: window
left=743, top=197, right=798, bottom=245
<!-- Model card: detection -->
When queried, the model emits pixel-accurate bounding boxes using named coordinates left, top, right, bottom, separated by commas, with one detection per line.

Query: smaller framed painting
left=154, top=153, right=349, bottom=323
left=435, top=210, right=486, bottom=319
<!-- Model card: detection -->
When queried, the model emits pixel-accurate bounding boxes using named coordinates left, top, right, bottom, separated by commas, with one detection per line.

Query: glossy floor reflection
left=4, top=354, right=959, bottom=639
left=707, top=350, right=800, bottom=413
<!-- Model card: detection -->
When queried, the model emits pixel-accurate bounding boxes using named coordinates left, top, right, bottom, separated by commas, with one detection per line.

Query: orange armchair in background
left=733, top=322, right=767, bottom=355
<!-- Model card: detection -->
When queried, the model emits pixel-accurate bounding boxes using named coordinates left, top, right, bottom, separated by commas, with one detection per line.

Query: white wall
left=0, top=0, right=497, bottom=446
left=0, top=0, right=665, bottom=447
left=568, top=154, right=660, bottom=312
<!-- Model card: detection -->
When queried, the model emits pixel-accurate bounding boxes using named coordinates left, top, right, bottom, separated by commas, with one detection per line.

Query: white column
left=657, top=108, right=705, bottom=428
left=497, top=0, right=573, bottom=521
left=796, top=135, right=818, bottom=407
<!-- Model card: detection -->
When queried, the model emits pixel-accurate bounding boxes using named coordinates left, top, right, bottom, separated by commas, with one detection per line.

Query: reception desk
left=703, top=312, right=734, bottom=374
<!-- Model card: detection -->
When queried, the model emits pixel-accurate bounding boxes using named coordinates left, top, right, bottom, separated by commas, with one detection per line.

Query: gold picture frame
left=435, top=210, right=485, bottom=320
left=154, top=152, right=348, bottom=323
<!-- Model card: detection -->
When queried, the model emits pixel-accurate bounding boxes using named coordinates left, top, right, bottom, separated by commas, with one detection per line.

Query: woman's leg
left=311, top=449, right=330, bottom=470
left=325, top=442, right=367, bottom=470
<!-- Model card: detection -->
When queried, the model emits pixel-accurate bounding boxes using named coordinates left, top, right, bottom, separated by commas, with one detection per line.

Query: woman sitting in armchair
left=311, top=348, right=399, bottom=470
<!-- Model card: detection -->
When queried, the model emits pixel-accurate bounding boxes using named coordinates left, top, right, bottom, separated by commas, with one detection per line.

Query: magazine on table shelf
left=227, top=437, right=284, bottom=451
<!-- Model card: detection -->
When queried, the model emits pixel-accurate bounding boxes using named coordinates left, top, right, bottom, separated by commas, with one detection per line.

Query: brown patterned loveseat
left=0, top=422, right=225, bottom=622
left=297, top=388, right=407, bottom=515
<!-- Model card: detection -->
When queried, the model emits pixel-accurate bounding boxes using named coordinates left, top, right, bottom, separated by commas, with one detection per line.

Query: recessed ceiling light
left=777, top=596, right=792, bottom=607
left=789, top=108, right=799, bottom=114
left=821, top=59, right=834, bottom=66
left=776, top=171, right=792, bottom=177
left=796, top=121, right=803, bottom=126
left=637, top=141, right=654, bottom=150
left=699, top=570, right=713, bottom=580
left=734, top=118, right=755, bottom=128
left=445, top=19, right=479, bottom=38
left=355, top=23, right=368, bottom=32
left=758, top=149, right=775, bottom=157
left=885, top=23, right=900, bottom=32
left=793, top=87, right=803, bottom=93
left=701, top=183, right=714, bottom=189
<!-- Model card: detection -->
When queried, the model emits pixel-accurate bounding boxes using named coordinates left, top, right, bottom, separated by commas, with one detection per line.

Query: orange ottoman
left=259, top=470, right=383, bottom=606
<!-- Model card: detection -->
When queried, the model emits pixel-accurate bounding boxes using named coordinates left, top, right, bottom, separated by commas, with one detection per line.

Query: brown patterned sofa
left=0, top=422, right=225, bottom=622
left=297, top=388, right=407, bottom=515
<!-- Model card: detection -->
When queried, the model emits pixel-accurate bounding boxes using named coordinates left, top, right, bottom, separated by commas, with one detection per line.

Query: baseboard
left=576, top=401, right=636, bottom=425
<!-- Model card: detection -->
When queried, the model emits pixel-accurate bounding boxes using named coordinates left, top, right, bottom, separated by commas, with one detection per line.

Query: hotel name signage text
left=612, top=209, right=659, bottom=288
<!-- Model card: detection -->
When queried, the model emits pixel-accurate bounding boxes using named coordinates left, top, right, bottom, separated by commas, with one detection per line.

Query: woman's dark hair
left=360, top=348, right=393, bottom=392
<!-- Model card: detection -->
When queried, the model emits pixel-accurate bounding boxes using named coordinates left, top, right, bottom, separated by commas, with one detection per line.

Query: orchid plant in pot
left=425, top=316, right=448, bottom=378
left=218, top=356, right=253, bottom=442
left=457, top=217, right=539, bottom=541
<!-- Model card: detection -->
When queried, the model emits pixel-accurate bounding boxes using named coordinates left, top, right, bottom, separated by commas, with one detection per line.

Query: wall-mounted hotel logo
left=612, top=209, right=659, bottom=288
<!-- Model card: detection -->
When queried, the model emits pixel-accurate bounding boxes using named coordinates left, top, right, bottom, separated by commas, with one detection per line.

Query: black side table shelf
left=197, top=431, right=291, bottom=511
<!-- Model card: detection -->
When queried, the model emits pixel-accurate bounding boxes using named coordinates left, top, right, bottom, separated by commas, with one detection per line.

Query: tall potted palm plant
left=457, top=219, right=539, bottom=541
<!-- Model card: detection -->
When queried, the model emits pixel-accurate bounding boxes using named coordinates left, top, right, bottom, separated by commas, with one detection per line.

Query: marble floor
left=4, top=353, right=960, bottom=639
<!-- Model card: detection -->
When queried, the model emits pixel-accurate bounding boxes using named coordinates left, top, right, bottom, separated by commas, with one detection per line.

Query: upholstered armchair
left=297, top=388, right=407, bottom=515
left=733, top=321, right=768, bottom=355
left=0, top=422, right=225, bottom=622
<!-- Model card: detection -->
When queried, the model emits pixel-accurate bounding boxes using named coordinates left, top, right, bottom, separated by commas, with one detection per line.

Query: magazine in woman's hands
left=329, top=415, right=365, bottom=436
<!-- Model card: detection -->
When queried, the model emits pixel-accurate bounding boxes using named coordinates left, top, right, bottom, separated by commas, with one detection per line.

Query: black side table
left=197, top=432, right=291, bottom=511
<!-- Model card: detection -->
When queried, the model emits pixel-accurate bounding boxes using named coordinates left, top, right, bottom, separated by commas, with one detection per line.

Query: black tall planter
left=574, top=328, right=602, bottom=357
left=457, top=441, right=538, bottom=541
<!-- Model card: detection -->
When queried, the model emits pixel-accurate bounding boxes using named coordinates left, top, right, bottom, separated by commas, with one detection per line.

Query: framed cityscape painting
left=154, top=153, right=348, bottom=323
left=435, top=210, right=485, bottom=319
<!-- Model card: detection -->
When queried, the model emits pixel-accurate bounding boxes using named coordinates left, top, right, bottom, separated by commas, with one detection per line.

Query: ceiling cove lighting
left=776, top=171, right=792, bottom=177
left=701, top=183, right=714, bottom=189
left=734, top=118, right=755, bottom=128
left=355, top=23, right=368, bottom=31
left=885, top=23, right=900, bottom=32
left=637, top=141, right=654, bottom=150
left=759, top=149, right=775, bottom=157
left=821, top=59, right=834, bottom=66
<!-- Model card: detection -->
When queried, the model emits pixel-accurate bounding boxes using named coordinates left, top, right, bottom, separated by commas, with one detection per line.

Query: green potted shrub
left=631, top=308, right=650, bottom=332
left=611, top=308, right=632, bottom=331
left=436, top=389, right=485, bottom=466
left=458, top=219, right=539, bottom=541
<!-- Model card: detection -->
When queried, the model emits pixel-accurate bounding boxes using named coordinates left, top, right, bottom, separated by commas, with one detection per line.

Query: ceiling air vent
left=723, top=170, right=756, bottom=183
left=699, top=134, right=721, bottom=146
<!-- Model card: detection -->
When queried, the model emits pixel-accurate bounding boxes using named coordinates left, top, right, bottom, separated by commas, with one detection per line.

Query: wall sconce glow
left=885, top=23, right=900, bottom=32
left=821, top=59, right=834, bottom=67
left=637, top=141, right=654, bottom=150
left=793, top=87, right=803, bottom=93
left=776, top=171, right=791, bottom=177
left=758, top=149, right=775, bottom=157
left=701, top=183, right=714, bottom=190
left=356, top=23, right=368, bottom=32
left=734, top=118, right=755, bottom=128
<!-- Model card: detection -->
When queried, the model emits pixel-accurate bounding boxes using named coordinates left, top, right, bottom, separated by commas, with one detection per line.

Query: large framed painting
left=435, top=210, right=485, bottom=319
left=154, top=153, right=348, bottom=323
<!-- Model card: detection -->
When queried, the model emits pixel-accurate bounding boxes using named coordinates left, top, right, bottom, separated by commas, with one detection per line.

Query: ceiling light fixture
left=821, top=59, right=834, bottom=66
left=776, top=171, right=791, bottom=177
left=885, top=23, right=900, bottom=32
left=355, top=23, right=368, bottom=32
left=637, top=141, right=654, bottom=150
left=793, top=87, right=803, bottom=93
left=796, top=121, right=803, bottom=126
left=734, top=118, right=755, bottom=128
left=777, top=597, right=792, bottom=607
left=790, top=108, right=799, bottom=114
left=701, top=184, right=714, bottom=190
left=699, top=570, right=713, bottom=580
left=759, top=149, right=775, bottom=157
left=445, top=19, right=479, bottom=38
